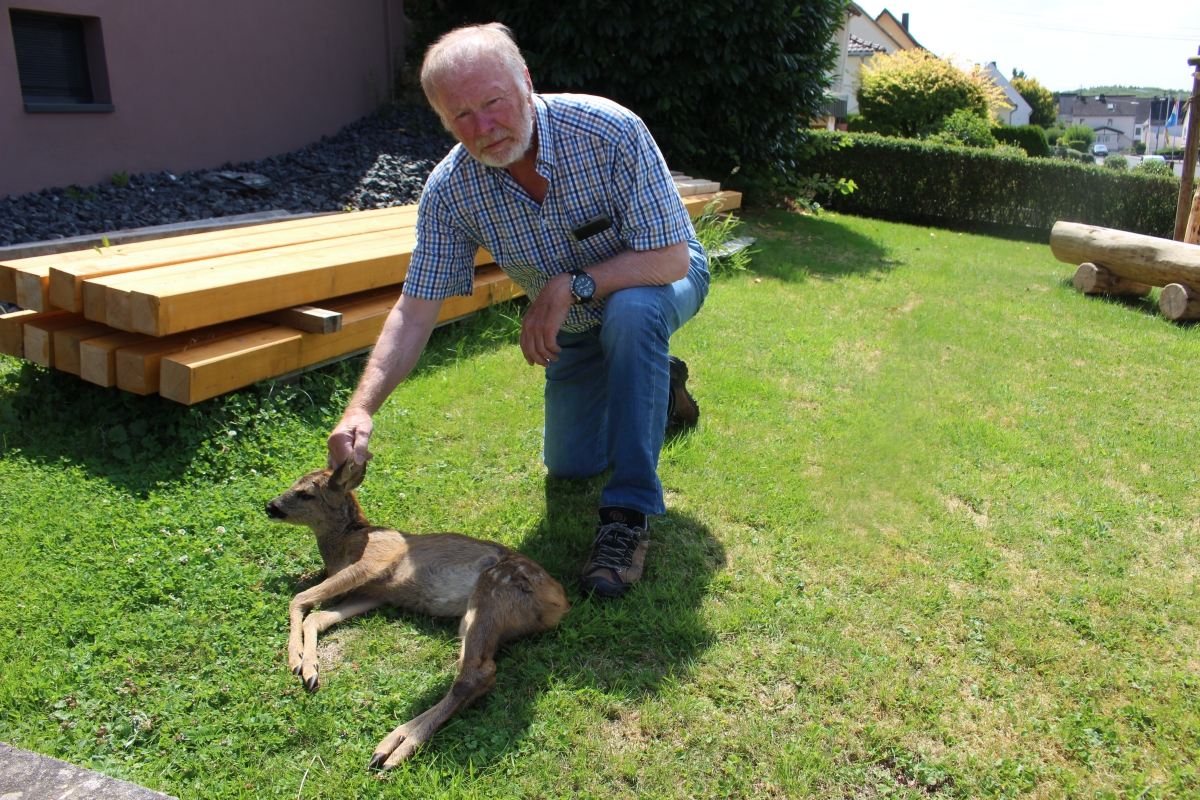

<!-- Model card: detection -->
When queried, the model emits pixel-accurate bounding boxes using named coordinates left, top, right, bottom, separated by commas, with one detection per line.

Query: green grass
left=2, top=210, right=1199, bottom=798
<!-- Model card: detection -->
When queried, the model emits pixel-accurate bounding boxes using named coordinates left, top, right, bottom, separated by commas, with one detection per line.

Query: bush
left=1051, top=145, right=1088, bottom=163
left=1135, top=160, right=1175, bottom=177
left=1154, top=148, right=1184, bottom=158
left=1045, top=124, right=1065, bottom=146
left=856, top=50, right=1003, bottom=138
left=1064, top=124, right=1095, bottom=148
left=994, top=144, right=1027, bottom=158
left=1009, top=72, right=1058, bottom=127
left=1134, top=141, right=1147, bottom=155
left=1064, top=139, right=1090, bottom=152
left=798, top=132, right=1178, bottom=238
left=403, top=0, right=847, bottom=189
left=993, top=124, right=1050, bottom=157
left=928, top=109, right=997, bottom=148
left=1104, top=154, right=1129, bottom=171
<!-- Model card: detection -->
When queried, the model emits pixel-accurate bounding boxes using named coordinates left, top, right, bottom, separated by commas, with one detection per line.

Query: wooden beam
left=114, top=319, right=275, bottom=395
left=14, top=265, right=54, bottom=312
left=126, top=239, right=493, bottom=337
left=1160, top=283, right=1200, bottom=321
left=1186, top=183, right=1200, bottom=246
left=0, top=308, right=42, bottom=357
left=1050, top=221, right=1200, bottom=287
left=46, top=206, right=417, bottom=312
left=79, top=331, right=152, bottom=387
left=1071, top=262, right=1151, bottom=296
left=683, top=191, right=742, bottom=217
left=159, top=266, right=521, bottom=404
left=674, top=179, right=722, bottom=197
left=1174, top=54, right=1200, bottom=240
left=22, top=312, right=87, bottom=367
left=258, top=305, right=343, bottom=334
left=84, top=228, right=415, bottom=325
left=53, top=322, right=118, bottom=375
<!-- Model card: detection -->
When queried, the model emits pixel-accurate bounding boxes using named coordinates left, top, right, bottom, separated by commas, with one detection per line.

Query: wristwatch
left=567, top=268, right=596, bottom=304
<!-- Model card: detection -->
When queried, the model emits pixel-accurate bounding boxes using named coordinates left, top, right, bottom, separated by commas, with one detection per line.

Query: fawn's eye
left=295, top=490, right=314, bottom=501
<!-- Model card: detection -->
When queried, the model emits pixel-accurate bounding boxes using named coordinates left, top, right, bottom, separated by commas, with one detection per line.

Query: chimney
left=901, top=12, right=910, bottom=31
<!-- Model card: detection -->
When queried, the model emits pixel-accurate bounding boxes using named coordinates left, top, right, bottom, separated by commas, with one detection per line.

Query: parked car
left=1091, top=144, right=1109, bottom=157
left=1142, top=155, right=1167, bottom=164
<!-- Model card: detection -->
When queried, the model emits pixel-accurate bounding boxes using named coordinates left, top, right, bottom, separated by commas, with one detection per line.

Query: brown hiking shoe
left=667, top=356, right=699, bottom=428
left=581, top=522, right=649, bottom=598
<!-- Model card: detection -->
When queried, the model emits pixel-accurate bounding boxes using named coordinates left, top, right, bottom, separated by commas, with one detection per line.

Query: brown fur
left=264, top=459, right=569, bottom=769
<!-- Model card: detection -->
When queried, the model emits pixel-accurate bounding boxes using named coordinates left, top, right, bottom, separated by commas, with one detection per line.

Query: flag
left=1166, top=100, right=1178, bottom=127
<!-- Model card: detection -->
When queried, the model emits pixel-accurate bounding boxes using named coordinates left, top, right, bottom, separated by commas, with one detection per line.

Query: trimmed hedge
left=802, top=133, right=1178, bottom=238
left=992, top=125, right=1049, bottom=158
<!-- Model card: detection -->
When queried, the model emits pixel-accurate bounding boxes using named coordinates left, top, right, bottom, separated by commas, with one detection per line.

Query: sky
left=856, top=0, right=1200, bottom=95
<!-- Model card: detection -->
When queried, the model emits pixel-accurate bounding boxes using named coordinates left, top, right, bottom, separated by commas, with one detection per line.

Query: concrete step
left=0, top=742, right=177, bottom=800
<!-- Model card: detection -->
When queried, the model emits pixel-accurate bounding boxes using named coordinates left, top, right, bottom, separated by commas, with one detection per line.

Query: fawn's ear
left=329, top=457, right=367, bottom=494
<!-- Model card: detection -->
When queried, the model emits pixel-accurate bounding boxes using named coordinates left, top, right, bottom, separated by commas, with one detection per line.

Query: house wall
left=1061, top=115, right=1138, bottom=146
left=0, top=0, right=405, bottom=197
left=981, top=64, right=1031, bottom=127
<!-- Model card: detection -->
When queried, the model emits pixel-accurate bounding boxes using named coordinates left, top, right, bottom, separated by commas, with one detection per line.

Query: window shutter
left=10, top=10, right=94, bottom=103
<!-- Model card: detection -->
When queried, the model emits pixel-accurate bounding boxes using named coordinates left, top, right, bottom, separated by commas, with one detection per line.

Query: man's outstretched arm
left=327, top=293, right=444, bottom=467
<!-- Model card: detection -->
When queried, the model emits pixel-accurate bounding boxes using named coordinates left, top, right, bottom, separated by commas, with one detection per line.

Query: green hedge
left=802, top=133, right=1178, bottom=238
left=992, top=125, right=1049, bottom=158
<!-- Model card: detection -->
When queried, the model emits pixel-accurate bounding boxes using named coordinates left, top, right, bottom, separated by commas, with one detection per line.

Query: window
left=1107, top=119, right=1113, bottom=126
left=9, top=9, right=112, bottom=112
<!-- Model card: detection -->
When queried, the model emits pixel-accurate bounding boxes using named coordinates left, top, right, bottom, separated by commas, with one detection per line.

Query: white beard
left=470, top=101, right=534, bottom=168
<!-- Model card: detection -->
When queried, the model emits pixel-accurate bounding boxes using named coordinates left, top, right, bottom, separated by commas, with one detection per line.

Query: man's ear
left=329, top=457, right=367, bottom=494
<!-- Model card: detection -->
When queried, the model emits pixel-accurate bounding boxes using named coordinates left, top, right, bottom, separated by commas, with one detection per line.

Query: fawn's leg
left=287, top=564, right=378, bottom=677
left=299, top=594, right=384, bottom=692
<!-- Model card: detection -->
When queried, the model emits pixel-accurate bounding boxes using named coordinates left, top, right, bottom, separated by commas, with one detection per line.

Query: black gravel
left=0, top=105, right=456, bottom=248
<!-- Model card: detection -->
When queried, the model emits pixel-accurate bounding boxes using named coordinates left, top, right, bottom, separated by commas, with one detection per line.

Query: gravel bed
left=0, top=106, right=455, bottom=248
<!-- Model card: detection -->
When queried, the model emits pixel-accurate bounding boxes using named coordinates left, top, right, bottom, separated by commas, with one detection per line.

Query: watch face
left=572, top=272, right=596, bottom=302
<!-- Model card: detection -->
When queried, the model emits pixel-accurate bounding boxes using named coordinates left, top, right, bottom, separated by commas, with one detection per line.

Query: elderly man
left=327, top=23, right=709, bottom=598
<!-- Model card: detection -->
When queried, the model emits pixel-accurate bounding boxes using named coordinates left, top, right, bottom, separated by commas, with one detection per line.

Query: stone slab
left=0, top=742, right=177, bottom=800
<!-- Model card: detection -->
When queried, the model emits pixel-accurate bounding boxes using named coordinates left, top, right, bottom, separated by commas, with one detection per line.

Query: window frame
left=9, top=8, right=114, bottom=113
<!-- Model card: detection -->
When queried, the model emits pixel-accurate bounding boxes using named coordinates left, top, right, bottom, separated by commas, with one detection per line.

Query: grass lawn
left=1, top=210, right=1198, bottom=798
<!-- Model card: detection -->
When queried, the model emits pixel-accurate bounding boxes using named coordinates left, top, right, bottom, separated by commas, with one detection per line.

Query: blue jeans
left=543, top=239, right=710, bottom=516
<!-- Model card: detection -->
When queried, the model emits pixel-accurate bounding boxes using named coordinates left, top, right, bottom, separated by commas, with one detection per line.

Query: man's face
left=433, top=55, right=534, bottom=168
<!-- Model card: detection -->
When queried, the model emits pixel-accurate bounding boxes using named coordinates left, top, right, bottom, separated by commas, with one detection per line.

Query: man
left=327, top=23, right=709, bottom=598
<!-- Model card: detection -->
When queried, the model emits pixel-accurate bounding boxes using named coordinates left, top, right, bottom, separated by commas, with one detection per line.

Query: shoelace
left=588, top=523, right=643, bottom=570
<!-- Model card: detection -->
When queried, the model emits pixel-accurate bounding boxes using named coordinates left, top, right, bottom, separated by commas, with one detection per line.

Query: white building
left=1056, top=94, right=1146, bottom=151
left=824, top=4, right=923, bottom=124
left=981, top=63, right=1032, bottom=127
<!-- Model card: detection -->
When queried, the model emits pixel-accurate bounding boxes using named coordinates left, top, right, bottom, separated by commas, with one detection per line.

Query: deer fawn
left=264, top=459, right=569, bottom=769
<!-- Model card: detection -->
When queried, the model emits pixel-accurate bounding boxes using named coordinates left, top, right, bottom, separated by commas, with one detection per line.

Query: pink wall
left=0, top=0, right=405, bottom=196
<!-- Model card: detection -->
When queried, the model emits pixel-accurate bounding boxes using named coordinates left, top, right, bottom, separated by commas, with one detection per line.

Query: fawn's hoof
left=368, top=752, right=388, bottom=771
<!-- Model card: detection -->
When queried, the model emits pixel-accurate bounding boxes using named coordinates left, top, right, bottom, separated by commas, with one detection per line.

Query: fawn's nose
left=265, top=499, right=287, bottom=520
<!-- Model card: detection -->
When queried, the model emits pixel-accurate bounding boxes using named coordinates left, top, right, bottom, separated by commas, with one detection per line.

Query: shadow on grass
left=742, top=209, right=892, bottom=283
left=1055, top=275, right=1162, bottom=317
left=0, top=302, right=526, bottom=496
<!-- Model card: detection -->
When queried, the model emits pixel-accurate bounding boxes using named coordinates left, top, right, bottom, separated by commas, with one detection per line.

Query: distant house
left=981, top=64, right=1031, bottom=127
left=1, top=1, right=405, bottom=197
left=824, top=4, right=924, bottom=125
left=1056, top=94, right=1146, bottom=151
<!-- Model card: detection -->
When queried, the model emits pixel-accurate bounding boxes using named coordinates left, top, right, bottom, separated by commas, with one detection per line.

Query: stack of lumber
left=0, top=186, right=742, bottom=404
left=1052, top=221, right=1200, bottom=321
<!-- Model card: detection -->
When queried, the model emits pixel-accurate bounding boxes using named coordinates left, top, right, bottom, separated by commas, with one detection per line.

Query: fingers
left=327, top=412, right=374, bottom=468
left=352, top=426, right=374, bottom=465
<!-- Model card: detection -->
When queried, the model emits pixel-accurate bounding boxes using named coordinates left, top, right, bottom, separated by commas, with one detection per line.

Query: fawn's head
left=265, top=459, right=368, bottom=531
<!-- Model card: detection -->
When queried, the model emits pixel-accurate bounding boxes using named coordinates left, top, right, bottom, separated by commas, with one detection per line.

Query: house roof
left=875, top=9, right=925, bottom=50
left=1058, top=94, right=1144, bottom=119
left=847, top=33, right=888, bottom=56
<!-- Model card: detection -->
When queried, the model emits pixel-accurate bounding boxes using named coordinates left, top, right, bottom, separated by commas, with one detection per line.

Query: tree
left=928, top=108, right=997, bottom=148
left=1064, top=123, right=1094, bottom=149
left=856, top=50, right=1005, bottom=138
left=403, top=0, right=847, bottom=186
left=1010, top=70, right=1058, bottom=127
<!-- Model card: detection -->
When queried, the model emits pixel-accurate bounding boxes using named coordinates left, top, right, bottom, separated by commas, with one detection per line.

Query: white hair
left=420, top=23, right=529, bottom=120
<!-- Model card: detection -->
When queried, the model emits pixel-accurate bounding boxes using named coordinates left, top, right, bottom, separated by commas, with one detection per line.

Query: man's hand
left=327, top=406, right=375, bottom=468
left=520, top=273, right=574, bottom=367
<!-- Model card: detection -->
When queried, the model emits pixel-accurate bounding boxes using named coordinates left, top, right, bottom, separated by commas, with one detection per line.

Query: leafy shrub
left=1045, top=124, right=1065, bottom=146
left=994, top=144, right=1027, bottom=158
left=992, top=125, right=1050, bottom=157
left=798, top=132, right=1178, bottom=238
left=693, top=203, right=754, bottom=276
left=1154, top=148, right=1184, bottom=157
left=1064, top=139, right=1090, bottom=153
left=1009, top=71, right=1058, bottom=126
left=1134, top=159, right=1175, bottom=177
left=1104, top=154, right=1129, bottom=171
left=856, top=50, right=1004, bottom=138
left=929, top=109, right=997, bottom=148
left=1134, top=141, right=1147, bottom=155
left=403, top=0, right=847, bottom=190
left=1051, top=145, right=1088, bottom=163
left=1064, top=124, right=1095, bottom=148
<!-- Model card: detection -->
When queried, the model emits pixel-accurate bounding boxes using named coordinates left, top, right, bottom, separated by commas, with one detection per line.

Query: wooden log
left=1072, top=262, right=1151, bottom=296
left=53, top=322, right=117, bottom=375
left=1050, top=221, right=1200, bottom=288
left=0, top=308, right=42, bottom=357
left=115, top=319, right=275, bottom=395
left=682, top=191, right=742, bottom=217
left=83, top=228, right=414, bottom=325
left=126, top=239, right=493, bottom=337
left=80, top=331, right=152, bottom=387
left=46, top=206, right=417, bottom=312
left=159, top=267, right=522, bottom=404
left=22, top=312, right=88, bottom=367
left=259, top=306, right=343, bottom=334
left=14, top=265, right=54, bottom=312
left=1186, top=182, right=1200, bottom=246
left=1159, top=283, right=1200, bottom=321
left=1174, top=55, right=1200, bottom=240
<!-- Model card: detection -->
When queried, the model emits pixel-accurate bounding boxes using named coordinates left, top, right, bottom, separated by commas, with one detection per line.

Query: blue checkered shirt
left=404, top=93, right=697, bottom=332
